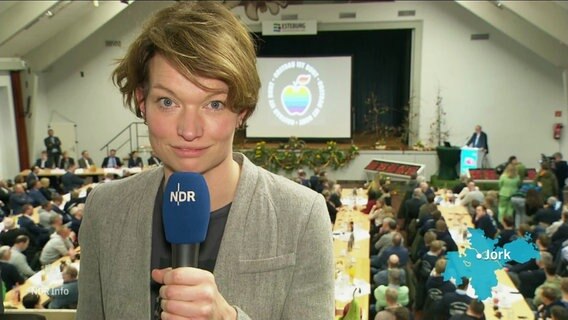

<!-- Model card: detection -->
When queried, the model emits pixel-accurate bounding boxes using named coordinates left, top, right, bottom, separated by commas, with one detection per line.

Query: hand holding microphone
left=151, top=172, right=236, bottom=320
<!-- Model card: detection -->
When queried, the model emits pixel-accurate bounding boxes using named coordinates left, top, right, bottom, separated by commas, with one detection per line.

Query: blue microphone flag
left=162, top=172, right=210, bottom=244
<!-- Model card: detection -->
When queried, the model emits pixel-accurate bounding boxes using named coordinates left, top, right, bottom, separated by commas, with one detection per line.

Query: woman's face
left=138, top=54, right=242, bottom=179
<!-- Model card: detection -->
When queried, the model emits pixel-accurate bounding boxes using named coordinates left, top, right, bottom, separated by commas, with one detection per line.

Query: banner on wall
left=262, top=20, right=317, bottom=35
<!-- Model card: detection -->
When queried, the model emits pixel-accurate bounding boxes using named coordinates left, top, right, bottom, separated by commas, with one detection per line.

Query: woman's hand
left=152, top=268, right=237, bottom=320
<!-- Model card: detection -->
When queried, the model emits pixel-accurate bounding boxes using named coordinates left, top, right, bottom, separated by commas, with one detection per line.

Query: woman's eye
left=158, top=97, right=175, bottom=108
left=209, top=100, right=225, bottom=110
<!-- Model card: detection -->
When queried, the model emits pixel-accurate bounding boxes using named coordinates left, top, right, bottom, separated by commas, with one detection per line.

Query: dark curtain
left=255, top=29, right=412, bottom=134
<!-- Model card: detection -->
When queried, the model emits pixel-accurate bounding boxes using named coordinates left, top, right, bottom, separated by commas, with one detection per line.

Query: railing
left=99, top=122, right=150, bottom=157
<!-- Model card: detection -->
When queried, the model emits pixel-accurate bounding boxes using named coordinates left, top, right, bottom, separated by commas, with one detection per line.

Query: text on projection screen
left=247, top=56, right=352, bottom=138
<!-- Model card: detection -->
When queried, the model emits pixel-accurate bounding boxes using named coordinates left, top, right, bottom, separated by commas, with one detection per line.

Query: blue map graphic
left=443, top=228, right=540, bottom=300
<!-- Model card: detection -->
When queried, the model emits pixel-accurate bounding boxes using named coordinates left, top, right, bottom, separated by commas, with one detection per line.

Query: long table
left=438, top=204, right=534, bottom=319
left=3, top=250, right=80, bottom=309
left=334, top=189, right=371, bottom=319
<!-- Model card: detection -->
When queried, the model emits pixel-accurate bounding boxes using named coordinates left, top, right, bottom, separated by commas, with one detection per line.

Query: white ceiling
left=0, top=0, right=567, bottom=70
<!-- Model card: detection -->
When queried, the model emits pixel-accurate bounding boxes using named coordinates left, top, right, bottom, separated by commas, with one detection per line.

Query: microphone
left=162, top=172, right=210, bottom=268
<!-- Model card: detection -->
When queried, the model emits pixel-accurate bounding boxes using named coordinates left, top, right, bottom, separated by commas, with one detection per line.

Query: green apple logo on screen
left=281, top=74, right=312, bottom=116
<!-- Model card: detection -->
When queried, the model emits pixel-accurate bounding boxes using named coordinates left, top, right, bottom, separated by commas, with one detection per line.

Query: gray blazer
left=77, top=153, right=334, bottom=319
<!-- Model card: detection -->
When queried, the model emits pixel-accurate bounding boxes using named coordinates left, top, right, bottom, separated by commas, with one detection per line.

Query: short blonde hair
left=112, top=2, right=260, bottom=122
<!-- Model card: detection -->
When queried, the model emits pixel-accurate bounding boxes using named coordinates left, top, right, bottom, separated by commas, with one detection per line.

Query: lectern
left=460, top=147, right=484, bottom=175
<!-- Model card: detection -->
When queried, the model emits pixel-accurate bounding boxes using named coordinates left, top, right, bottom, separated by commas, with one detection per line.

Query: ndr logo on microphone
left=170, top=183, right=196, bottom=205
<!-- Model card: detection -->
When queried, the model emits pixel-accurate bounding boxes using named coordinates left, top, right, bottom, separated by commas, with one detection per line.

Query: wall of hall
left=25, top=1, right=565, bottom=181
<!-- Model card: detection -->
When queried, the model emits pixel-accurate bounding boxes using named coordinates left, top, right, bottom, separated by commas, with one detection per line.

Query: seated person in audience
left=38, top=201, right=58, bottom=228
left=536, top=286, right=564, bottom=320
left=426, top=259, right=456, bottom=294
left=77, top=150, right=95, bottom=169
left=375, top=310, right=396, bottom=320
left=9, top=184, right=33, bottom=215
left=48, top=214, right=64, bottom=235
left=61, top=164, right=85, bottom=193
left=383, top=287, right=411, bottom=320
left=101, top=149, right=123, bottom=169
left=127, top=150, right=144, bottom=168
left=398, top=188, right=425, bottom=230
left=35, top=150, right=54, bottom=169
left=380, top=186, right=392, bottom=207
left=419, top=209, right=442, bottom=236
left=69, top=206, right=83, bottom=240
left=449, top=299, right=484, bottom=320
left=374, top=217, right=397, bottom=257
left=550, top=306, right=568, bottom=320
left=22, top=292, right=44, bottom=309
left=39, top=177, right=54, bottom=201
left=547, top=207, right=568, bottom=238
left=418, top=193, right=437, bottom=222
left=18, top=204, right=50, bottom=247
left=526, top=188, right=545, bottom=218
left=28, top=180, right=48, bottom=207
left=25, top=166, right=39, bottom=189
left=435, top=220, right=458, bottom=252
left=497, top=215, right=516, bottom=248
left=533, top=260, right=562, bottom=307
left=533, top=197, right=562, bottom=229
left=459, top=181, right=485, bottom=210
left=64, top=190, right=82, bottom=213
left=374, top=254, right=407, bottom=287
left=483, top=191, right=499, bottom=221
left=415, top=230, right=437, bottom=262
left=0, top=179, right=10, bottom=216
left=417, top=240, right=444, bottom=280
left=51, top=193, right=72, bottom=224
left=10, top=235, right=35, bottom=278
left=452, top=175, right=470, bottom=195
left=375, top=233, right=409, bottom=270
left=321, top=190, right=337, bottom=224
left=0, top=218, right=27, bottom=247
left=0, top=245, right=25, bottom=290
left=57, top=151, right=75, bottom=170
left=369, top=200, right=387, bottom=227
left=560, top=277, right=568, bottom=308
left=329, top=183, right=343, bottom=208
left=419, top=182, right=435, bottom=202
left=363, top=189, right=380, bottom=215
left=374, top=269, right=409, bottom=311
left=434, top=277, right=473, bottom=320
left=147, top=151, right=162, bottom=166
left=515, top=251, right=552, bottom=298
left=48, top=265, right=79, bottom=309
left=40, top=225, right=76, bottom=266
left=424, top=259, right=456, bottom=318
left=474, top=205, right=497, bottom=239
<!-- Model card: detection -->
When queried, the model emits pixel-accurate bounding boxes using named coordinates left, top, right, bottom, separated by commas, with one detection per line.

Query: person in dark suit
left=58, top=151, right=76, bottom=170
left=77, top=150, right=95, bottom=169
left=101, top=149, right=123, bottom=168
left=44, top=128, right=62, bottom=166
left=9, top=184, right=33, bottom=215
left=61, top=164, right=85, bottom=193
left=0, top=245, right=25, bottom=290
left=26, top=165, right=40, bottom=190
left=127, top=151, right=143, bottom=168
left=18, top=204, right=50, bottom=248
left=553, top=152, right=568, bottom=202
left=466, top=125, right=489, bottom=153
left=35, top=150, right=54, bottom=169
left=147, top=151, right=162, bottom=166
left=28, top=180, right=48, bottom=207
left=0, top=218, right=28, bottom=247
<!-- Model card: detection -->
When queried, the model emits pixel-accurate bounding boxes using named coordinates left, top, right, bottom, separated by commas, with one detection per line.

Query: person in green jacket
left=499, top=164, right=521, bottom=223
left=536, top=162, right=559, bottom=201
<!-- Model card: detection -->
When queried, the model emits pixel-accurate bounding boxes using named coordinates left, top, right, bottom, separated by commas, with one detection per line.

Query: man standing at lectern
left=467, top=125, right=489, bottom=153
